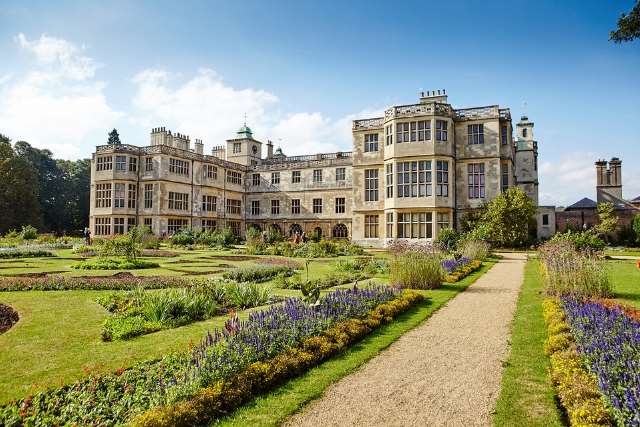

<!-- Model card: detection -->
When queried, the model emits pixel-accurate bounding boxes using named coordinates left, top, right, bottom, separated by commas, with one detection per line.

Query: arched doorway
left=289, top=223, right=303, bottom=237
left=333, top=223, right=348, bottom=238
left=313, top=227, right=323, bottom=239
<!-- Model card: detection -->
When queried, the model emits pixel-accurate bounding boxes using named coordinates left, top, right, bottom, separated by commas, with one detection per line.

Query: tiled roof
left=633, top=195, right=640, bottom=202
left=565, top=197, right=597, bottom=210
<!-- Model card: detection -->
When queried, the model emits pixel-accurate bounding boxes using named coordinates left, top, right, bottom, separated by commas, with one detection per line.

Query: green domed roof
left=274, top=147, right=284, bottom=156
left=236, top=124, right=253, bottom=138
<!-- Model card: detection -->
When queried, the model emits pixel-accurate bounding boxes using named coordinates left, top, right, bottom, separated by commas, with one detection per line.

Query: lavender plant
left=561, top=298, right=640, bottom=426
left=441, top=257, right=472, bottom=273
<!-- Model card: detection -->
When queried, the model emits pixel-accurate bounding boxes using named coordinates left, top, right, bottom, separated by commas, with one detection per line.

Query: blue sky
left=0, top=0, right=638, bottom=205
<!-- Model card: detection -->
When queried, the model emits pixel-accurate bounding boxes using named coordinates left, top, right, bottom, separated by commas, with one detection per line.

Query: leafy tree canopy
left=610, top=0, right=640, bottom=43
left=595, top=202, right=618, bottom=235
left=480, top=187, right=536, bottom=248
left=107, top=128, right=121, bottom=145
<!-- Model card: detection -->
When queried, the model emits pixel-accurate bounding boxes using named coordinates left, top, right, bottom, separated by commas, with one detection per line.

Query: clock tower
left=225, top=122, right=263, bottom=165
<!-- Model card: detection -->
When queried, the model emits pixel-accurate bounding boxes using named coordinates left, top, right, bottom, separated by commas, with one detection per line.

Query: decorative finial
left=243, top=112, right=247, bottom=126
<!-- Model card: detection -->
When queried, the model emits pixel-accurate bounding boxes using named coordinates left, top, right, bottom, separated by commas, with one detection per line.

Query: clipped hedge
left=445, top=259, right=482, bottom=283
left=0, top=249, right=54, bottom=259
left=0, top=275, right=191, bottom=292
left=130, top=290, right=423, bottom=427
left=542, top=298, right=613, bottom=426
left=72, top=258, right=160, bottom=270
left=222, top=265, right=296, bottom=283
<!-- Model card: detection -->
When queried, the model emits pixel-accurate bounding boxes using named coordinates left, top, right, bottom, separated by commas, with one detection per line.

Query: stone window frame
left=226, top=199, right=242, bottom=215
left=95, top=183, right=112, bottom=208
left=251, top=200, right=260, bottom=216
left=251, top=173, right=261, bottom=186
left=437, top=212, right=450, bottom=231
left=467, top=123, right=485, bottom=145
left=115, top=155, right=127, bottom=172
left=113, top=217, right=126, bottom=234
left=364, top=133, right=379, bottom=152
left=94, top=217, right=111, bottom=235
left=202, top=219, right=217, bottom=230
left=335, top=197, right=345, bottom=214
left=271, top=171, right=280, bottom=185
left=467, top=163, right=485, bottom=199
left=143, top=217, right=152, bottom=228
left=364, top=169, right=379, bottom=202
left=291, top=199, right=301, bottom=214
left=385, top=164, right=393, bottom=198
left=127, top=184, right=137, bottom=209
left=436, top=160, right=449, bottom=197
left=435, top=120, right=448, bottom=142
left=226, top=170, right=242, bottom=185
left=169, top=158, right=189, bottom=176
left=364, top=215, right=379, bottom=238
left=168, top=191, right=189, bottom=211
left=396, top=161, right=432, bottom=198
left=271, top=199, right=280, bottom=215
left=143, top=184, right=153, bottom=209
left=386, top=212, right=393, bottom=238
left=313, top=169, right=323, bottom=183
left=202, top=195, right=217, bottom=212
left=336, top=167, right=346, bottom=182
left=204, top=164, right=218, bottom=180
left=114, top=183, right=126, bottom=208
left=397, top=212, right=433, bottom=239
left=144, top=157, right=153, bottom=172
left=501, top=162, right=509, bottom=192
left=96, top=156, right=113, bottom=171
left=129, top=157, right=138, bottom=172
left=385, top=124, right=393, bottom=146
left=501, top=125, right=508, bottom=145
left=233, top=143, right=242, bottom=154
left=312, top=198, right=323, bottom=214
left=292, top=170, right=301, bottom=183
left=168, top=218, right=188, bottom=234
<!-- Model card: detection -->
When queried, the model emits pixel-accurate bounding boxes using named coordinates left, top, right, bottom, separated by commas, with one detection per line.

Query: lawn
left=493, top=259, right=563, bottom=427
left=214, top=259, right=498, bottom=427
left=493, top=257, right=640, bottom=427
left=608, top=258, right=640, bottom=308
left=0, top=249, right=386, bottom=403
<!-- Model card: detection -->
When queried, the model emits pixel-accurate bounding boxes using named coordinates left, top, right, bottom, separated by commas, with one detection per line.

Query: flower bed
left=278, top=270, right=368, bottom=290
left=72, top=258, right=160, bottom=270
left=542, top=298, right=612, bottom=426
left=0, top=303, right=19, bottom=334
left=0, top=287, right=422, bottom=426
left=0, top=249, right=54, bottom=259
left=561, top=298, right=640, bottom=426
left=0, top=274, right=191, bottom=292
left=222, top=265, right=296, bottom=283
left=445, top=259, right=482, bottom=283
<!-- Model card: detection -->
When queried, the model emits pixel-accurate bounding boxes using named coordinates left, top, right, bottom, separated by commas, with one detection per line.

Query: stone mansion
left=89, top=90, right=541, bottom=246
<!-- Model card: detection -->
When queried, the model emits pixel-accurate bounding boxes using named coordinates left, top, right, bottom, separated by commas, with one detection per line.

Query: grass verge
left=493, top=258, right=563, bottom=427
left=214, top=258, right=498, bottom=427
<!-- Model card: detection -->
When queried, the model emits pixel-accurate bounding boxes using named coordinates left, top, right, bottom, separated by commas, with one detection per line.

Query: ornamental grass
left=538, top=240, right=611, bottom=298
left=389, top=250, right=444, bottom=289
left=0, top=286, right=419, bottom=426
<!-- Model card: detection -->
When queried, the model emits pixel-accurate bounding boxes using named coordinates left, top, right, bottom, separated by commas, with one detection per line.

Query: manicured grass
left=213, top=259, right=498, bottom=427
left=609, top=259, right=640, bottom=308
left=0, top=251, right=387, bottom=403
left=493, top=259, right=563, bottom=427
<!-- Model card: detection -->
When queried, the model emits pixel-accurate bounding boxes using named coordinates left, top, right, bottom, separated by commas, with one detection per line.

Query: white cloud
left=539, top=152, right=598, bottom=206
left=0, top=34, right=120, bottom=159
left=131, top=68, right=377, bottom=155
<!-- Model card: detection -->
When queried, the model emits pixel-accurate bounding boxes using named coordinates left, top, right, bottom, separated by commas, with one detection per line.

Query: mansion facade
left=89, top=90, right=541, bottom=246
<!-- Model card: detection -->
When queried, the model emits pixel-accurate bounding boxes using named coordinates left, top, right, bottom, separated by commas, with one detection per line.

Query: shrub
left=0, top=249, right=53, bottom=259
left=434, top=228, right=460, bottom=252
left=458, top=238, right=490, bottom=261
left=224, top=282, right=273, bottom=309
left=19, top=225, right=38, bottom=240
left=0, top=275, right=190, bottom=292
left=245, top=240, right=364, bottom=258
left=444, top=259, right=482, bottom=283
left=222, top=265, right=295, bottom=283
left=335, top=257, right=390, bottom=275
left=170, top=228, right=237, bottom=249
left=633, top=214, right=640, bottom=245
left=389, top=250, right=444, bottom=289
left=542, top=298, right=613, bottom=426
left=538, top=240, right=611, bottom=298
left=98, top=231, right=143, bottom=262
left=281, top=271, right=368, bottom=290
left=99, top=287, right=221, bottom=341
left=72, top=258, right=160, bottom=270
left=0, top=287, right=419, bottom=426
left=550, top=230, right=605, bottom=252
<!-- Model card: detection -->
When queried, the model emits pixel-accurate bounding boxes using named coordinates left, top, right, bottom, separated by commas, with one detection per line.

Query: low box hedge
left=130, top=289, right=423, bottom=427
left=445, top=259, right=482, bottom=283
left=542, top=298, right=612, bottom=426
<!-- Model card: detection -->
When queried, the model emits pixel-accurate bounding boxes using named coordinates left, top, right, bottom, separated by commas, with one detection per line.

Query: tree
left=632, top=214, right=640, bottom=245
left=595, top=202, right=618, bottom=241
left=610, top=0, right=640, bottom=43
left=0, top=151, right=42, bottom=233
left=107, top=129, right=121, bottom=145
left=480, top=187, right=536, bottom=248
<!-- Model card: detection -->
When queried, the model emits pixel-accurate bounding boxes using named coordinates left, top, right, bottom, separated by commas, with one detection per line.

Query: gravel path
left=286, top=253, right=527, bottom=427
